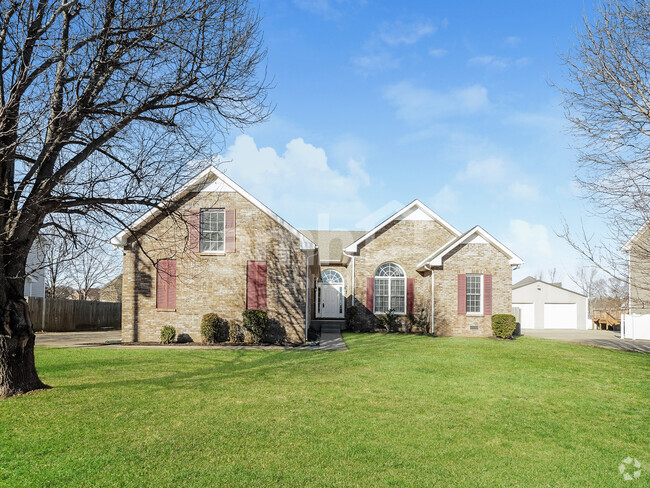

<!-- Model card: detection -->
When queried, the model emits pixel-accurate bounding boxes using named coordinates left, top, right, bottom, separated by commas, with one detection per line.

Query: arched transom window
left=321, top=269, right=343, bottom=284
left=374, top=262, right=406, bottom=314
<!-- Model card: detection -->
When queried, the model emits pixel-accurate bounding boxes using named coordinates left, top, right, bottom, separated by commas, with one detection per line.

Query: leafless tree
left=556, top=0, right=650, bottom=298
left=0, top=0, right=270, bottom=398
left=535, top=268, right=559, bottom=283
left=568, top=266, right=605, bottom=298
left=67, top=237, right=119, bottom=300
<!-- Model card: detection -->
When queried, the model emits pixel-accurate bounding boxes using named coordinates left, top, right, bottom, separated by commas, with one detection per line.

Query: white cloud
left=220, top=135, right=370, bottom=228
left=383, top=81, right=489, bottom=124
left=293, top=0, right=365, bottom=18
left=352, top=51, right=399, bottom=72
left=457, top=157, right=507, bottom=185
left=378, top=20, right=436, bottom=46
left=468, top=55, right=529, bottom=70
left=508, top=181, right=541, bottom=202
left=429, top=48, right=448, bottom=58
left=430, top=184, right=460, bottom=214
left=506, top=219, right=552, bottom=266
left=504, top=36, right=521, bottom=47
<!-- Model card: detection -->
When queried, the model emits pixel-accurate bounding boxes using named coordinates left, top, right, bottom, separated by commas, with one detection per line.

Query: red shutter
left=225, top=209, right=236, bottom=253
left=483, top=274, right=492, bottom=315
left=189, top=209, right=200, bottom=252
left=407, top=278, right=415, bottom=315
left=166, top=260, right=177, bottom=310
left=457, top=274, right=466, bottom=315
left=156, top=260, right=168, bottom=309
left=247, top=261, right=267, bottom=311
left=366, top=278, right=374, bottom=313
left=156, top=259, right=176, bottom=309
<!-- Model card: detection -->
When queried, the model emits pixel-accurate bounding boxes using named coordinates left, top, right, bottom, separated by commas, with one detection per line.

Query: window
left=200, top=209, right=225, bottom=252
left=321, top=270, right=343, bottom=284
left=466, top=274, right=482, bottom=314
left=374, top=262, right=406, bottom=314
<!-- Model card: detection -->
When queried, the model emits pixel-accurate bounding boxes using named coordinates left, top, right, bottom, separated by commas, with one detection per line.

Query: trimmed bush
left=345, top=306, right=358, bottom=330
left=242, top=310, right=268, bottom=344
left=229, top=322, right=245, bottom=343
left=408, top=309, right=430, bottom=334
left=201, top=313, right=229, bottom=343
left=492, top=314, right=516, bottom=339
left=160, top=325, right=176, bottom=344
left=378, top=309, right=400, bottom=333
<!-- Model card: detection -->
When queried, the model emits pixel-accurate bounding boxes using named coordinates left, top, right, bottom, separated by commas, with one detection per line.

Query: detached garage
left=512, top=277, right=588, bottom=330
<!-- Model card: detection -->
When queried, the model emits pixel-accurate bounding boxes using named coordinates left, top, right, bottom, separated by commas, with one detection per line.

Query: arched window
left=321, top=269, right=343, bottom=284
left=374, top=262, right=406, bottom=314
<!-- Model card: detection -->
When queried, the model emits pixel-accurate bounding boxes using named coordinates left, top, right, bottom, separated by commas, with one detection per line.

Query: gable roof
left=512, top=276, right=587, bottom=297
left=299, top=230, right=366, bottom=263
left=110, top=166, right=316, bottom=251
left=416, top=225, right=524, bottom=271
left=622, top=221, right=648, bottom=252
left=343, top=200, right=461, bottom=254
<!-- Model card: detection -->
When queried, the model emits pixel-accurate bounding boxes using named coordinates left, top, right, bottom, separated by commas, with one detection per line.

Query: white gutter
left=305, top=253, right=311, bottom=344
left=425, top=264, right=435, bottom=335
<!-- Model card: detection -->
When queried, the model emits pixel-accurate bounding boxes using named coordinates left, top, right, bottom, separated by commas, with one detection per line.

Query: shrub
left=242, top=310, right=268, bottom=344
left=160, top=325, right=176, bottom=344
left=408, top=309, right=430, bottom=334
left=229, top=321, right=245, bottom=343
left=378, top=309, right=400, bottom=333
left=201, top=313, right=229, bottom=343
left=492, top=314, right=517, bottom=339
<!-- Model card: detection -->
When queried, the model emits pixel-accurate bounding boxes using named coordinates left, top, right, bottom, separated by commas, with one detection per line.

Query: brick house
left=623, top=223, right=650, bottom=313
left=112, top=166, right=523, bottom=343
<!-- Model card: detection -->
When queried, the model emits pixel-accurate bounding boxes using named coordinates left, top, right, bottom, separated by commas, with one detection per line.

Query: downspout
left=342, top=250, right=355, bottom=307
left=425, top=264, right=434, bottom=335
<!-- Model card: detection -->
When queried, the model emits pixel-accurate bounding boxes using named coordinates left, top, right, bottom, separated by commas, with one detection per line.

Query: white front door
left=318, top=283, right=344, bottom=318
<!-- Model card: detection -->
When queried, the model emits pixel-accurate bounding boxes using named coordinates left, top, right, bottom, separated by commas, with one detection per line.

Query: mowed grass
left=0, top=334, right=648, bottom=487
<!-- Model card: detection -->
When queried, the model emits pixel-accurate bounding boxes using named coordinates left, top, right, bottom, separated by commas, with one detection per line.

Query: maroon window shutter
left=407, top=278, right=415, bottom=315
left=366, top=278, right=374, bottom=312
left=189, top=210, right=200, bottom=252
left=457, top=274, right=466, bottom=315
left=483, top=274, right=492, bottom=315
left=247, top=261, right=267, bottom=311
left=225, top=209, right=236, bottom=253
left=156, top=260, right=168, bottom=309
left=166, top=260, right=177, bottom=310
left=257, top=262, right=267, bottom=311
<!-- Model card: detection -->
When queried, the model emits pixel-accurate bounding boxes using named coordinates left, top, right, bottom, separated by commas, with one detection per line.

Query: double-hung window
left=466, top=274, right=483, bottom=314
left=374, top=262, right=406, bottom=314
left=200, top=209, right=225, bottom=253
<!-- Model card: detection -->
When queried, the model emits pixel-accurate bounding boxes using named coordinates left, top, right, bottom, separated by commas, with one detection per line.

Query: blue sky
left=218, top=0, right=597, bottom=284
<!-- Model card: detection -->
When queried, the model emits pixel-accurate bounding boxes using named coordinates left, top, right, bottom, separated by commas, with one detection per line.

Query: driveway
left=523, top=329, right=650, bottom=353
left=35, top=330, right=121, bottom=347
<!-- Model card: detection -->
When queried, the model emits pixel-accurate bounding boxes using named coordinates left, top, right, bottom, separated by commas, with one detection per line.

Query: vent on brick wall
left=470, top=325, right=479, bottom=330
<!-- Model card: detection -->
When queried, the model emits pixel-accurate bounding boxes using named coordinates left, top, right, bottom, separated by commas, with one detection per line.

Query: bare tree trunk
left=0, top=290, right=48, bottom=398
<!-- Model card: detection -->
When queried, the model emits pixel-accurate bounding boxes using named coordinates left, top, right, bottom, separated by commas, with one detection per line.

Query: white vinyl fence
left=621, top=314, right=650, bottom=340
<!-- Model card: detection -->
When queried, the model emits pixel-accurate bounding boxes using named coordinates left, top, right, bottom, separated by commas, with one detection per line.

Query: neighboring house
left=513, top=277, right=588, bottom=330
left=111, top=166, right=523, bottom=343
left=622, top=223, right=650, bottom=313
left=24, top=242, right=46, bottom=298
left=100, top=274, right=123, bottom=302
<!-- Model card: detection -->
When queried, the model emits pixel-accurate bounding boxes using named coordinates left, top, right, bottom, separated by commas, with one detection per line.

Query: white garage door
left=513, top=303, right=535, bottom=329
left=544, top=303, right=578, bottom=329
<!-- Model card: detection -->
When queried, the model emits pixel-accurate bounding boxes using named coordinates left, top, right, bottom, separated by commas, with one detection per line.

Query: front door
left=317, top=283, right=344, bottom=318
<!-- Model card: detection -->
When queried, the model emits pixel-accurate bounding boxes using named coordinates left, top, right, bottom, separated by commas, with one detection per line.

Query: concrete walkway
left=523, top=329, right=650, bottom=353
left=317, top=321, right=348, bottom=351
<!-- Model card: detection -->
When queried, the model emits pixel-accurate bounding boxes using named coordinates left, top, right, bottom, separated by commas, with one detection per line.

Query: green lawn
left=0, top=334, right=648, bottom=487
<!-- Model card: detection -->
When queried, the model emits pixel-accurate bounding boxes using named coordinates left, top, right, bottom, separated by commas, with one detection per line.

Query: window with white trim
left=466, top=274, right=482, bottom=314
left=200, top=209, right=225, bottom=252
left=374, top=262, right=406, bottom=314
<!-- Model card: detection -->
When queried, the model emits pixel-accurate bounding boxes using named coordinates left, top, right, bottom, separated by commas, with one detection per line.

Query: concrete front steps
left=311, top=320, right=347, bottom=350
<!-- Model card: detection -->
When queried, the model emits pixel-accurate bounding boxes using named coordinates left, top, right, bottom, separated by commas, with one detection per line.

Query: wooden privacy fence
left=27, top=298, right=121, bottom=332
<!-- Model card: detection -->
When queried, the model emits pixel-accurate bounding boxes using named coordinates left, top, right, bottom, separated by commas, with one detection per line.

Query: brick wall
left=121, top=190, right=308, bottom=343
left=432, top=243, right=512, bottom=337
left=351, top=219, right=456, bottom=329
